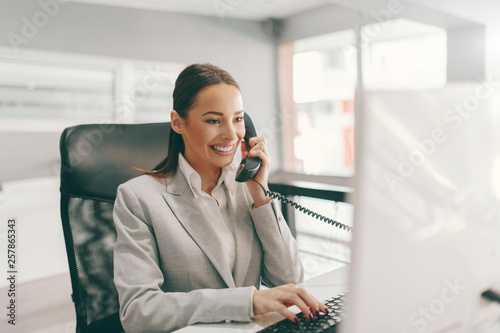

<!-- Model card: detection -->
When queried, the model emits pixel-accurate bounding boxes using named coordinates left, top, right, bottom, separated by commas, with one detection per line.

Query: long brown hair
left=145, top=63, right=240, bottom=178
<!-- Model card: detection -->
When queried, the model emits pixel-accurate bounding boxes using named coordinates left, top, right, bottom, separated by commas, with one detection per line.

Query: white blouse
left=177, top=153, right=237, bottom=272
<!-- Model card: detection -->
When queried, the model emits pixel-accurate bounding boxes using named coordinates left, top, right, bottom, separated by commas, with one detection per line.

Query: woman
left=113, top=63, right=328, bottom=332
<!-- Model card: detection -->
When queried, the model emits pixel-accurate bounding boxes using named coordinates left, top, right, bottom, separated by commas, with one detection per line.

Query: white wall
left=447, top=25, right=486, bottom=81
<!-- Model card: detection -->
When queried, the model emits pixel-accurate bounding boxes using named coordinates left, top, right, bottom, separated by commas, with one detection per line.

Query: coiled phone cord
left=250, top=178, right=353, bottom=234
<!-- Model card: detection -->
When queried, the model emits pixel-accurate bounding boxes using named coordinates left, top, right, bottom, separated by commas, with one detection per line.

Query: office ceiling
left=71, top=0, right=497, bottom=25
left=413, top=0, right=499, bottom=25
left=71, top=0, right=332, bottom=19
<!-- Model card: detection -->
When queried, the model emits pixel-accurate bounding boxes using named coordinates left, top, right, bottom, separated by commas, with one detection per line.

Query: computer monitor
left=344, top=83, right=500, bottom=332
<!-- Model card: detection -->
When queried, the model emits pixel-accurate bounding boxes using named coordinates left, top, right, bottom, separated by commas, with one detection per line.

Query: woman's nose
left=221, top=122, right=238, bottom=140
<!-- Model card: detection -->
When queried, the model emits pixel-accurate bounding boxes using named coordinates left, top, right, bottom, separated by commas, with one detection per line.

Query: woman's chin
left=210, top=153, right=236, bottom=168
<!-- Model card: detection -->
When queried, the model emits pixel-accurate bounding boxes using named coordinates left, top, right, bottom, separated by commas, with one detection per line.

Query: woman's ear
left=170, top=110, right=184, bottom=134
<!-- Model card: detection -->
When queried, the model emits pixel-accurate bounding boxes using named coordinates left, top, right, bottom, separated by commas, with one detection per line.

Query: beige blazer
left=113, top=168, right=303, bottom=333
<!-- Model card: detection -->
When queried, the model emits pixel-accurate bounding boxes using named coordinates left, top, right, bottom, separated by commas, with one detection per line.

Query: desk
left=174, top=265, right=349, bottom=332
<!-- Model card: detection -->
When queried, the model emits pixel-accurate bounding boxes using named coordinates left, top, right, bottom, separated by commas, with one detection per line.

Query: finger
left=286, top=293, right=314, bottom=321
left=248, top=148, right=270, bottom=166
left=312, top=297, right=330, bottom=314
left=274, top=304, right=300, bottom=324
left=292, top=288, right=322, bottom=315
left=248, top=136, right=266, bottom=148
left=240, top=140, right=249, bottom=157
left=247, top=141, right=270, bottom=161
left=298, top=289, right=330, bottom=316
left=311, top=297, right=329, bottom=314
left=252, top=141, right=269, bottom=158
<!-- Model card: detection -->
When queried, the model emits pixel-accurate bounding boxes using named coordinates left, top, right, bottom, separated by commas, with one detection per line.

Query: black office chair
left=59, top=122, right=170, bottom=333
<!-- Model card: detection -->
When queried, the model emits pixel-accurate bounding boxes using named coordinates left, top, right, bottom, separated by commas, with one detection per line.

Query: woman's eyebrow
left=201, top=111, right=223, bottom=116
left=201, top=110, right=244, bottom=116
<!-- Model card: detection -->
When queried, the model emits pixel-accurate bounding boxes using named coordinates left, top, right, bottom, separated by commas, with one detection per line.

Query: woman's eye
left=235, top=116, right=243, bottom=122
left=206, top=119, right=219, bottom=124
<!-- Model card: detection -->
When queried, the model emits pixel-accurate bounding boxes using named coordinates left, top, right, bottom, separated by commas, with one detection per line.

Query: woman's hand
left=253, top=284, right=329, bottom=323
left=240, top=136, right=272, bottom=208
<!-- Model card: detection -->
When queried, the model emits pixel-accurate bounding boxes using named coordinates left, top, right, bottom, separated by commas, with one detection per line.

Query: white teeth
left=212, top=145, right=234, bottom=152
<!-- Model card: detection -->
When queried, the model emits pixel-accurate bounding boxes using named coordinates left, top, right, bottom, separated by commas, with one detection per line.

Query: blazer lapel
left=226, top=186, right=256, bottom=287
left=161, top=171, right=235, bottom=288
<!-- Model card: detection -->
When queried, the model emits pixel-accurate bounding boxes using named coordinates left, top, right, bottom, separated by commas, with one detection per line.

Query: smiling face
left=172, top=83, right=245, bottom=177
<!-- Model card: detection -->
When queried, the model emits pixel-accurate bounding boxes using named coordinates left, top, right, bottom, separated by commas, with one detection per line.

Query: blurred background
left=0, top=0, right=498, bottom=331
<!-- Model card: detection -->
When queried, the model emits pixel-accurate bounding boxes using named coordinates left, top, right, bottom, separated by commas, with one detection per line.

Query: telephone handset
left=235, top=113, right=352, bottom=234
left=235, top=113, right=261, bottom=182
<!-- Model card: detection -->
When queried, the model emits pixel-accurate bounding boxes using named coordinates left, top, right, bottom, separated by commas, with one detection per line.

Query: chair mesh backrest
left=59, top=123, right=170, bottom=332
left=68, top=197, right=117, bottom=326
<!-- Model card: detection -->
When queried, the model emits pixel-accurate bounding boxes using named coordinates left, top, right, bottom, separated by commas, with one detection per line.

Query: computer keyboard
left=258, top=292, right=347, bottom=333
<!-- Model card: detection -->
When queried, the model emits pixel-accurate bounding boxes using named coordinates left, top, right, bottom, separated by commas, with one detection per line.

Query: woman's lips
left=209, top=143, right=236, bottom=156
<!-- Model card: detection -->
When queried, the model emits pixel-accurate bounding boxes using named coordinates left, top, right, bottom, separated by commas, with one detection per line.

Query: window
left=294, top=197, right=353, bottom=280
left=113, top=62, right=183, bottom=124
left=278, top=19, right=447, bottom=279
left=280, top=29, right=357, bottom=177
left=0, top=61, right=114, bottom=129
left=0, top=47, right=184, bottom=131
left=279, top=20, right=447, bottom=178
left=0, top=47, right=183, bottom=183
